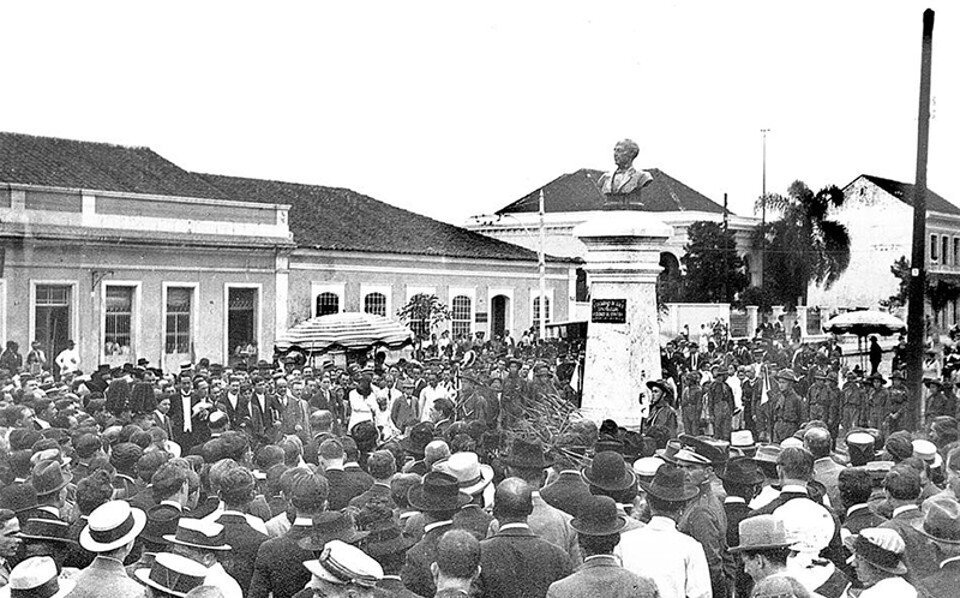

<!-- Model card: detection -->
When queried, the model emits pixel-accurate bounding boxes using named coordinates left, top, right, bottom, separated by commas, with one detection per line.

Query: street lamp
left=469, top=190, right=548, bottom=339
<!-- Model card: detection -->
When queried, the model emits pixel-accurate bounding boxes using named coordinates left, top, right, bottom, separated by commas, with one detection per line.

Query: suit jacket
left=453, top=504, right=492, bottom=541
left=325, top=468, right=372, bottom=511
left=249, top=520, right=314, bottom=598
left=841, top=504, right=886, bottom=537
left=724, top=498, right=753, bottom=598
left=880, top=506, right=939, bottom=582
left=401, top=521, right=453, bottom=598
left=169, top=391, right=210, bottom=450
left=249, top=392, right=280, bottom=444
left=68, top=555, right=146, bottom=598
left=813, top=456, right=845, bottom=509
left=488, top=493, right=582, bottom=566
left=215, top=511, right=269, bottom=591
left=479, top=526, right=572, bottom=598
left=218, top=393, right=250, bottom=428
left=64, top=515, right=94, bottom=570
left=920, top=557, right=960, bottom=598
left=540, top=471, right=593, bottom=518
left=152, top=410, right=174, bottom=441
left=546, top=555, right=659, bottom=598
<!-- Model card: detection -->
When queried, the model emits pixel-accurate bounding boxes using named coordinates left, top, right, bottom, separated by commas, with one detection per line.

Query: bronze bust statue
left=597, top=139, right=653, bottom=205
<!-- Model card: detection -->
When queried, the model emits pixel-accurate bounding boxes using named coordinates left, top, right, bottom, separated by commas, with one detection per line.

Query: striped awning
left=275, top=312, right=415, bottom=353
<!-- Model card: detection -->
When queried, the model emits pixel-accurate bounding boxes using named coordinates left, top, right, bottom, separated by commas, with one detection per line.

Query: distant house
left=0, top=132, right=575, bottom=372
left=465, top=167, right=761, bottom=310
left=807, top=174, right=960, bottom=327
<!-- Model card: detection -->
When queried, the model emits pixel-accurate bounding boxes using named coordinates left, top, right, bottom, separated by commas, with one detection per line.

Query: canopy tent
left=275, top=312, right=415, bottom=354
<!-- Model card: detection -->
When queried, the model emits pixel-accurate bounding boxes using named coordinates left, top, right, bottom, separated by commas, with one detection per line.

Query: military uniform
left=841, top=378, right=865, bottom=431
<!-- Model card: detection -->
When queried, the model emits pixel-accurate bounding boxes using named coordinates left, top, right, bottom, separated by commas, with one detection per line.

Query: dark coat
left=540, top=471, right=592, bottom=518
left=401, top=521, right=453, bottom=598
left=479, top=526, right=573, bottom=598
left=920, top=558, right=960, bottom=598
left=325, top=468, right=372, bottom=511
left=215, top=511, right=269, bottom=591
left=452, top=504, right=493, bottom=541
left=169, top=391, right=210, bottom=450
left=880, top=506, right=940, bottom=583
left=249, top=522, right=314, bottom=598
left=546, top=554, right=659, bottom=598
left=724, top=499, right=753, bottom=598
left=841, top=504, right=886, bottom=536
left=347, top=482, right=395, bottom=512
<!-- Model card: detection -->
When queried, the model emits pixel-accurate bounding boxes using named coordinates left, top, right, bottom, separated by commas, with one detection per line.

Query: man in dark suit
left=217, top=377, right=249, bottom=430
left=318, top=439, right=369, bottom=511
left=347, top=450, right=396, bottom=512
left=249, top=377, right=280, bottom=446
left=249, top=470, right=328, bottom=598
left=401, top=472, right=471, bottom=597
left=169, top=375, right=212, bottom=452
left=720, top=457, right=764, bottom=598
left=151, top=395, right=174, bottom=442
left=547, top=494, right=659, bottom=598
left=146, top=462, right=190, bottom=526
left=879, top=463, right=939, bottom=583
left=479, top=478, right=572, bottom=598
left=214, top=467, right=269, bottom=590
left=838, top=468, right=886, bottom=537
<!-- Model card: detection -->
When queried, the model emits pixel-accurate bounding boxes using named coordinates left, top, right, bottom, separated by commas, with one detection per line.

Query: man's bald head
left=424, top=440, right=450, bottom=467
left=803, top=427, right=832, bottom=459
left=492, top=477, right=533, bottom=522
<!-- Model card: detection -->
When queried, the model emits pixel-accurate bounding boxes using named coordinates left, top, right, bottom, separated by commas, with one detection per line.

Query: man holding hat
left=72, top=500, right=147, bottom=598
left=547, top=495, right=658, bottom=598
left=616, top=464, right=710, bottom=598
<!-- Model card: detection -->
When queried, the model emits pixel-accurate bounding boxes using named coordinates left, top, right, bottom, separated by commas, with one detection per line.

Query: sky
left=0, top=1, right=957, bottom=225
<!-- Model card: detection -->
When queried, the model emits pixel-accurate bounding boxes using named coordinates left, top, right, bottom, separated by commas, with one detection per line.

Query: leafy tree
left=884, top=255, right=960, bottom=324
left=680, top=221, right=749, bottom=303
left=396, top=293, right=450, bottom=339
left=758, top=181, right=850, bottom=307
left=737, top=285, right=775, bottom=311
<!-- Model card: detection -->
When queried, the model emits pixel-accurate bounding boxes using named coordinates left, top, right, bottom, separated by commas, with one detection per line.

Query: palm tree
left=758, top=181, right=850, bottom=307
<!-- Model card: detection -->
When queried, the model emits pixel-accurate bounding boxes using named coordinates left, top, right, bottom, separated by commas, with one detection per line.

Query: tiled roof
left=860, top=174, right=960, bottom=216
left=0, top=131, right=573, bottom=263
left=496, top=168, right=726, bottom=215
left=198, top=173, right=575, bottom=263
left=0, top=132, right=229, bottom=200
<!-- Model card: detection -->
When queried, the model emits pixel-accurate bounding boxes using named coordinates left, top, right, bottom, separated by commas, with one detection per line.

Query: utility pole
left=538, top=189, right=547, bottom=340
left=760, top=129, right=770, bottom=285
left=723, top=192, right=729, bottom=301
left=906, top=9, right=935, bottom=430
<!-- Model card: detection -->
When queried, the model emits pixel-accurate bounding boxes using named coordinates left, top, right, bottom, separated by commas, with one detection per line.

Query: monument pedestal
left=574, top=211, right=673, bottom=430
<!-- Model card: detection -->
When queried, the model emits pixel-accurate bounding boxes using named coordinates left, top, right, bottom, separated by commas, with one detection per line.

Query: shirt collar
left=941, top=555, right=960, bottom=568
left=499, top=523, right=530, bottom=532
left=584, top=554, right=620, bottom=565
left=424, top=520, right=453, bottom=534
left=846, top=503, right=870, bottom=518
left=647, top=515, right=678, bottom=530
left=725, top=496, right=746, bottom=504
left=893, top=504, right=919, bottom=518
left=293, top=516, right=313, bottom=527
left=781, top=484, right=808, bottom=494
left=160, top=500, right=183, bottom=511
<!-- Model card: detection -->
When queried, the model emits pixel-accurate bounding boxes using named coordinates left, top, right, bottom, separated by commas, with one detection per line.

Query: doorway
left=491, top=294, right=509, bottom=339
left=227, top=287, right=258, bottom=367
left=35, top=284, right=72, bottom=376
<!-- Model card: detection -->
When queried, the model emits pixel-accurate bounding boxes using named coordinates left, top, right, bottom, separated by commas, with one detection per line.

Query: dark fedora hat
left=359, top=519, right=415, bottom=557
left=502, top=438, right=554, bottom=469
left=298, top=512, right=369, bottom=551
left=407, top=472, right=471, bottom=512
left=141, top=505, right=181, bottom=546
left=570, top=495, right=626, bottom=536
left=30, top=460, right=73, bottom=497
left=581, top=451, right=636, bottom=492
left=399, top=422, right=435, bottom=458
left=639, top=462, right=699, bottom=502
left=163, top=518, right=231, bottom=551
left=18, top=518, right=77, bottom=545
left=678, top=434, right=728, bottom=466
left=718, top=457, right=764, bottom=486
left=918, top=496, right=960, bottom=545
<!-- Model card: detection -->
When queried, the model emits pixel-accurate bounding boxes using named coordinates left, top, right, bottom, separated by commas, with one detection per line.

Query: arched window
left=364, top=292, right=387, bottom=317
left=532, top=295, right=550, bottom=331
left=451, top=296, right=472, bottom=338
left=316, top=292, right=339, bottom=316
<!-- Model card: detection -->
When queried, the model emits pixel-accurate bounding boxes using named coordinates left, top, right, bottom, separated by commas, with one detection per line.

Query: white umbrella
left=822, top=310, right=907, bottom=337
left=275, top=312, right=415, bottom=353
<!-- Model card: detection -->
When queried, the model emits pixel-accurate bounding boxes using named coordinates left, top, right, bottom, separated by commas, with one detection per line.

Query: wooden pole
left=906, top=9, right=935, bottom=430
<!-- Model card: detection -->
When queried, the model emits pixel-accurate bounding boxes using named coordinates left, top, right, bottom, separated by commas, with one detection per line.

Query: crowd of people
left=1, top=321, right=960, bottom=598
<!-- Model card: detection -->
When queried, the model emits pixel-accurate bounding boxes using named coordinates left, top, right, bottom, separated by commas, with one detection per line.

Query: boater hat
left=0, top=556, right=75, bottom=598
left=79, top=500, right=146, bottom=552
left=134, top=552, right=209, bottom=597
left=17, top=518, right=76, bottom=545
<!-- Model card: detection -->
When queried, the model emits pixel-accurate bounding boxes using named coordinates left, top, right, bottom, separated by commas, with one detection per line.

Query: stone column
left=796, top=305, right=808, bottom=341
left=746, top=306, right=759, bottom=338
left=574, top=211, right=673, bottom=430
